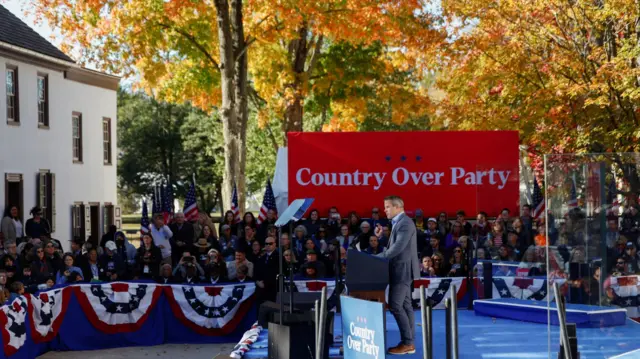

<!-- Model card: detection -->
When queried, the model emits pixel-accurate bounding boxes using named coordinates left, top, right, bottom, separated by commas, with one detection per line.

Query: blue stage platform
left=243, top=309, right=640, bottom=358
left=474, top=298, right=628, bottom=328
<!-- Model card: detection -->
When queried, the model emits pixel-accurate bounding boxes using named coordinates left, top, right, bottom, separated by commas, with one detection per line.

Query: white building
left=0, top=5, right=120, bottom=250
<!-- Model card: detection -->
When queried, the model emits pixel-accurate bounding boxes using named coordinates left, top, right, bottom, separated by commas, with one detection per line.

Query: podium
left=345, top=249, right=389, bottom=306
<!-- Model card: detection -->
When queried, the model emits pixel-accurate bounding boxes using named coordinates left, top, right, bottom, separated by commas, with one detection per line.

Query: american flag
left=231, top=183, right=241, bottom=224
left=140, top=200, right=150, bottom=234
left=607, top=177, right=620, bottom=214
left=257, top=180, right=277, bottom=225
left=532, top=178, right=545, bottom=220
left=183, top=179, right=199, bottom=221
left=567, top=176, right=578, bottom=210
left=163, top=183, right=174, bottom=224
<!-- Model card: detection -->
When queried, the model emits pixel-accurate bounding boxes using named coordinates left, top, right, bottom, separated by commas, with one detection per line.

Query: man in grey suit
left=375, top=195, right=420, bottom=355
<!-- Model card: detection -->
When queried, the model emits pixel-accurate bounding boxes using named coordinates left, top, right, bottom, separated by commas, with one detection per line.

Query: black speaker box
left=267, top=313, right=332, bottom=359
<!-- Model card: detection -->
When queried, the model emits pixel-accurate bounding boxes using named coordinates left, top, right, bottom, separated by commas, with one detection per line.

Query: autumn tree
left=435, top=0, right=640, bottom=193
left=30, top=0, right=444, bottom=208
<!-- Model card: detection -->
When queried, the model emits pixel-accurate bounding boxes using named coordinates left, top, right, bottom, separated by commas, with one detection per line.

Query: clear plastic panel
left=545, top=153, right=640, bottom=359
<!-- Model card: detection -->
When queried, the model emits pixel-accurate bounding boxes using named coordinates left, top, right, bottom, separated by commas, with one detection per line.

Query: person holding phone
left=56, top=254, right=84, bottom=284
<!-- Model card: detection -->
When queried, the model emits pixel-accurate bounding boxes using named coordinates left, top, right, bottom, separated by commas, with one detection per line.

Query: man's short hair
left=456, top=210, right=465, bottom=217
left=384, top=196, right=404, bottom=208
left=154, top=214, right=164, bottom=220
left=174, top=212, right=185, bottom=218
left=235, top=248, right=246, bottom=255
left=478, top=211, right=487, bottom=217
left=522, top=204, right=531, bottom=210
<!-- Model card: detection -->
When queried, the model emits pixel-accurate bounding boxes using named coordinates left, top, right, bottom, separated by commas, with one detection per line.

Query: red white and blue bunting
left=293, top=280, right=336, bottom=297
left=491, top=277, right=555, bottom=301
left=164, top=283, right=256, bottom=336
left=610, top=275, right=640, bottom=318
left=26, top=287, right=71, bottom=343
left=0, top=297, right=28, bottom=356
left=230, top=321, right=262, bottom=358
left=74, top=282, right=163, bottom=333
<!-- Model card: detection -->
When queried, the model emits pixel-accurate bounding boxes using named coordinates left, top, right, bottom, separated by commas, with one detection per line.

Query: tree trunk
left=214, top=0, right=240, bottom=212
left=231, top=0, right=249, bottom=213
left=283, top=26, right=309, bottom=144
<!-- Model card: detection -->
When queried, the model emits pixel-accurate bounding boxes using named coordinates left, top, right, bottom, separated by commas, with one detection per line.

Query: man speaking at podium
left=374, top=195, right=419, bottom=355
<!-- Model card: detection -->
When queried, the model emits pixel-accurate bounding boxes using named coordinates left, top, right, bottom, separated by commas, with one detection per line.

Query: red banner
left=287, top=131, right=519, bottom=217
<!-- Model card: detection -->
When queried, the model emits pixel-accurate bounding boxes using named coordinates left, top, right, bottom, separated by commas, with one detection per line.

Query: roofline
left=0, top=40, right=120, bottom=91
left=0, top=40, right=74, bottom=67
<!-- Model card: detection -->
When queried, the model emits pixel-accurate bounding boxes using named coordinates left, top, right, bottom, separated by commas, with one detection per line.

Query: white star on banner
left=222, top=306, right=229, bottom=313
left=189, top=299, right=196, bottom=304
left=185, top=287, right=193, bottom=292
left=626, top=299, right=632, bottom=305
left=116, top=305, right=123, bottom=312
left=500, top=289, right=508, bottom=296
left=92, top=287, right=98, bottom=293
left=540, top=291, right=546, bottom=296
left=213, top=310, right=221, bottom=316
left=437, top=289, right=445, bottom=295
left=204, top=309, right=210, bottom=315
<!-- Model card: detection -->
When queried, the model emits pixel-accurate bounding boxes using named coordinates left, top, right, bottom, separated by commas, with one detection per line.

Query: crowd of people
left=0, top=199, right=639, bottom=306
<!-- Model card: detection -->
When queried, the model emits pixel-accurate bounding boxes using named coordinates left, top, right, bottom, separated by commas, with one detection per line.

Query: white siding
left=0, top=55, right=117, bottom=250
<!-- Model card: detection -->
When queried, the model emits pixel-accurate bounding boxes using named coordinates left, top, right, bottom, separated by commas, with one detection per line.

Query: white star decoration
left=185, top=287, right=193, bottom=292
left=92, top=287, right=98, bottom=293
left=222, top=306, right=229, bottom=313
left=213, top=309, right=221, bottom=316
left=205, top=309, right=210, bottom=315
left=100, top=297, right=107, bottom=302
left=131, top=297, right=139, bottom=303
left=626, top=299, right=632, bottom=305
left=437, top=289, right=445, bottom=295
left=540, top=291, right=546, bottom=296
left=189, top=299, right=196, bottom=304
left=116, top=305, right=123, bottom=312
left=500, top=289, right=508, bottom=296
left=232, top=297, right=239, bottom=301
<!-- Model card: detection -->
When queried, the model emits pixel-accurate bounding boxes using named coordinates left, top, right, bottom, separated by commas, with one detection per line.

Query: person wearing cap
left=219, top=224, right=238, bottom=262
left=194, top=237, right=212, bottom=268
left=299, top=249, right=326, bottom=278
left=413, top=209, right=426, bottom=231
left=149, top=214, right=173, bottom=266
left=623, top=241, right=640, bottom=273
left=99, top=241, right=125, bottom=282
left=25, top=207, right=51, bottom=240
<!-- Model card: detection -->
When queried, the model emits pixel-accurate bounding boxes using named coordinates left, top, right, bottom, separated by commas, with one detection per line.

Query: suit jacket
left=377, top=213, right=420, bottom=285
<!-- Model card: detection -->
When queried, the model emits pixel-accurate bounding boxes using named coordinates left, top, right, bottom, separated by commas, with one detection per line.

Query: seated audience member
left=19, top=267, right=34, bottom=287
left=235, top=264, right=252, bottom=283
left=226, top=249, right=254, bottom=281
left=301, top=262, right=320, bottom=279
left=99, top=241, right=125, bottom=282
left=347, top=211, right=361, bottom=236
left=173, top=252, right=205, bottom=280
left=279, top=232, right=291, bottom=253
left=432, top=253, right=448, bottom=277
left=219, top=211, right=237, bottom=238
left=43, top=241, right=63, bottom=275
left=336, top=225, right=355, bottom=250
left=303, top=209, right=323, bottom=239
left=303, top=238, right=321, bottom=258
left=169, top=212, right=195, bottom=265
left=420, top=256, right=436, bottom=277
left=157, top=264, right=177, bottom=284
left=82, top=248, right=101, bottom=282
left=534, top=225, right=547, bottom=247
left=378, top=224, right=391, bottom=248
left=8, top=281, right=24, bottom=303
left=472, top=212, right=491, bottom=241
left=219, top=225, right=238, bottom=262
left=30, top=246, right=54, bottom=284
left=205, top=263, right=226, bottom=284
left=447, top=247, right=468, bottom=277
left=444, top=222, right=463, bottom=255
left=300, top=250, right=326, bottom=278
left=495, top=244, right=514, bottom=262
left=292, top=225, right=308, bottom=254
left=506, top=231, right=522, bottom=261
left=247, top=240, right=263, bottom=263
left=422, top=233, right=442, bottom=259
left=0, top=271, right=9, bottom=303
left=181, top=261, right=200, bottom=284
left=200, top=224, right=221, bottom=252
left=194, top=238, right=213, bottom=268
left=366, top=235, right=385, bottom=255
left=136, top=233, right=163, bottom=280
left=283, top=249, right=300, bottom=276
left=114, top=231, right=137, bottom=278
left=313, top=226, right=329, bottom=253
left=2, top=256, right=17, bottom=285
left=56, top=253, right=84, bottom=284
left=70, top=237, right=87, bottom=269
left=355, top=222, right=373, bottom=251
left=238, top=225, right=258, bottom=252
left=455, top=210, right=473, bottom=236
left=437, top=212, right=451, bottom=235
left=207, top=249, right=229, bottom=279
left=495, top=263, right=514, bottom=277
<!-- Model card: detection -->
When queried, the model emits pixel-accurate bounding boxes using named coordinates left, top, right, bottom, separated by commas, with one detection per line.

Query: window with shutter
left=6, top=66, right=19, bottom=123
left=72, top=112, right=83, bottom=163
left=37, top=74, right=49, bottom=127
left=71, top=203, right=85, bottom=240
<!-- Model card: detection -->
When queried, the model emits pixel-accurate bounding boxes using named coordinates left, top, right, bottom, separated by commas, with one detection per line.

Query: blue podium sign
left=340, top=295, right=386, bottom=359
